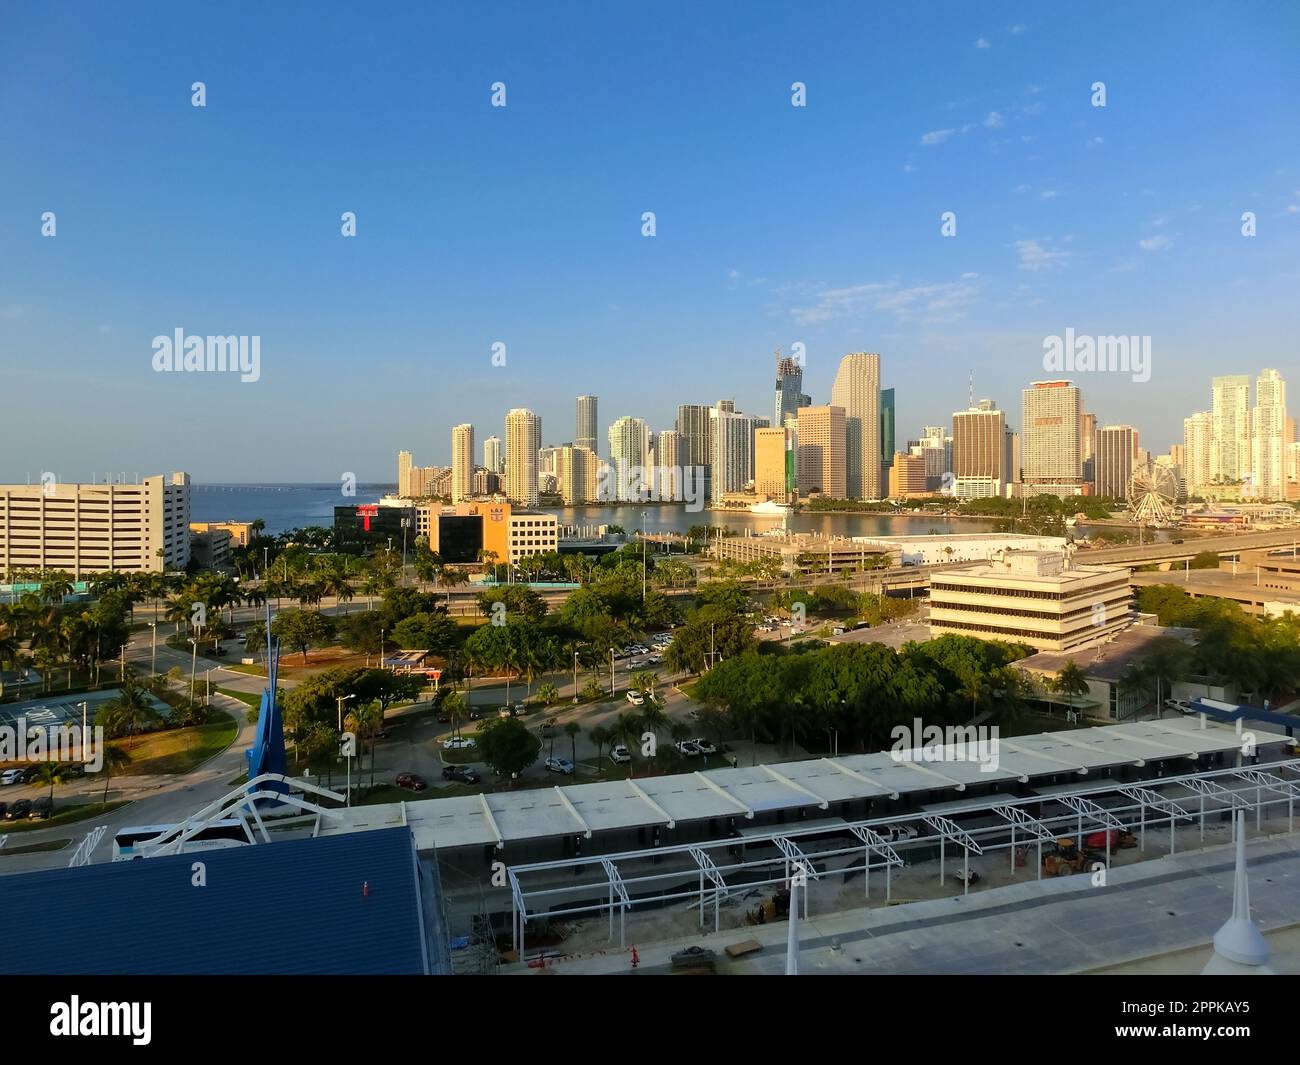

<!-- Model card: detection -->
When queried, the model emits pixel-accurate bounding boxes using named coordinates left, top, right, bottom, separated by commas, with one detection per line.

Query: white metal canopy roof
left=319, top=717, right=1287, bottom=852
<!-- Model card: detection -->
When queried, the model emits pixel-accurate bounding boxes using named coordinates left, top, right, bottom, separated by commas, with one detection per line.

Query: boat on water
left=750, top=500, right=792, bottom=516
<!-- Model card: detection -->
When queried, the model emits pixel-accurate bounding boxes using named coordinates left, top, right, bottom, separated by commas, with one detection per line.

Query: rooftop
left=1016, top=623, right=1199, bottom=682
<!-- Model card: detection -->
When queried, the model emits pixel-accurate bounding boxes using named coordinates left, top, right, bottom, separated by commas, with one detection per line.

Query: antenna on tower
left=969, top=369, right=974, bottom=409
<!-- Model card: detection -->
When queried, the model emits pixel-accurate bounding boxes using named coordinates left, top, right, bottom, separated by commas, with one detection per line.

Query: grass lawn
left=0, top=800, right=131, bottom=834
left=0, top=837, right=73, bottom=855
left=216, top=687, right=261, bottom=710
left=114, top=710, right=239, bottom=776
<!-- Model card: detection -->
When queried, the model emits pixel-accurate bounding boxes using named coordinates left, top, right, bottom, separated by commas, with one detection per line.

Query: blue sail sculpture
left=245, top=603, right=289, bottom=799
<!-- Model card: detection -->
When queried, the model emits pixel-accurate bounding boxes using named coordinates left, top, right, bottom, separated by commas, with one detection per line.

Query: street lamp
left=641, top=509, right=648, bottom=602
left=148, top=622, right=158, bottom=677
left=573, top=650, right=579, bottom=704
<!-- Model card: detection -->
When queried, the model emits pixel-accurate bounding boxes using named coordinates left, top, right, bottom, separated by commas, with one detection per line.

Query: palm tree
left=588, top=724, right=611, bottom=765
left=100, top=680, right=160, bottom=746
left=536, top=682, right=560, bottom=706
left=346, top=700, right=382, bottom=788
left=28, top=758, right=64, bottom=810
left=611, top=713, right=642, bottom=778
left=564, top=721, right=581, bottom=767
left=97, top=746, right=132, bottom=806
left=1051, top=660, right=1091, bottom=721
left=0, top=622, right=20, bottom=699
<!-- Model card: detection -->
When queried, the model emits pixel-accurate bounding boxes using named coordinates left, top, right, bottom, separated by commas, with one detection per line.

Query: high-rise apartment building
left=952, top=401, right=1006, bottom=499
left=1094, top=425, right=1138, bottom=499
left=1252, top=369, right=1287, bottom=500
left=576, top=394, right=599, bottom=456
left=1022, top=381, right=1083, bottom=495
left=794, top=405, right=846, bottom=498
left=397, top=450, right=414, bottom=497
left=880, top=387, right=896, bottom=490
left=451, top=423, right=474, bottom=503
left=655, top=429, right=681, bottom=501
left=830, top=352, right=882, bottom=499
left=1182, top=411, right=1213, bottom=496
left=1080, top=412, right=1097, bottom=485
left=754, top=427, right=795, bottom=503
left=608, top=416, right=650, bottom=501
left=504, top=409, right=541, bottom=506
left=1212, top=375, right=1251, bottom=484
left=558, top=445, right=599, bottom=505
left=483, top=436, right=503, bottom=476
left=0, top=473, right=192, bottom=578
left=675, top=404, right=712, bottom=480
left=709, top=404, right=759, bottom=503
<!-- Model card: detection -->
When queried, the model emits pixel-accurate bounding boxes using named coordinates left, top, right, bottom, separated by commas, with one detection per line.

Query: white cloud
left=920, top=128, right=956, bottom=145
left=788, top=279, right=981, bottom=325
left=1014, top=239, right=1071, bottom=272
left=1087, top=136, right=1103, bottom=147
left=1014, top=183, right=1033, bottom=194
left=1138, top=235, right=1172, bottom=251
left=1287, top=204, right=1299, bottom=214
left=975, top=37, right=991, bottom=49
left=1038, top=189, right=1058, bottom=200
left=902, top=163, right=915, bottom=173
left=1009, top=24, right=1028, bottom=34
left=983, top=111, right=1005, bottom=128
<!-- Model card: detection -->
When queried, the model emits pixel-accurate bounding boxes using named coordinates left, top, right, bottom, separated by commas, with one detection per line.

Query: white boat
left=750, top=500, right=792, bottom=516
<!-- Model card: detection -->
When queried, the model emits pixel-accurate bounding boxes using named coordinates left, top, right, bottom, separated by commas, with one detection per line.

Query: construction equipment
left=1084, top=829, right=1137, bottom=851
left=1042, top=837, right=1089, bottom=877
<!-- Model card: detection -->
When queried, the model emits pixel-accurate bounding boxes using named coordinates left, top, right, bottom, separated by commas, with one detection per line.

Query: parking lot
left=0, top=689, right=154, bottom=732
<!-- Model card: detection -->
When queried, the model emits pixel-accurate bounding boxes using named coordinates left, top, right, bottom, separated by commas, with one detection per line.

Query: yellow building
left=795, top=405, right=846, bottom=498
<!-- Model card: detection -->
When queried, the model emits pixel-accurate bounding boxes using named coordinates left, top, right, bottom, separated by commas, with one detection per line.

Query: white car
left=610, top=745, right=631, bottom=764
left=675, top=740, right=703, bottom=757
left=646, top=654, right=663, bottom=665
left=626, top=690, right=645, bottom=706
left=442, top=737, right=477, bottom=750
left=877, top=824, right=920, bottom=844
left=545, top=757, right=574, bottom=775
left=0, top=768, right=24, bottom=786
left=693, top=738, right=718, bottom=755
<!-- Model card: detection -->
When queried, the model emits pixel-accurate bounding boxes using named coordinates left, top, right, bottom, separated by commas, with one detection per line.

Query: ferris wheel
left=1127, top=463, right=1179, bottom=525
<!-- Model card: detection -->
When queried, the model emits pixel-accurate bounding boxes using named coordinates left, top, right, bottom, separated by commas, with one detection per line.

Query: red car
left=395, top=772, right=427, bottom=792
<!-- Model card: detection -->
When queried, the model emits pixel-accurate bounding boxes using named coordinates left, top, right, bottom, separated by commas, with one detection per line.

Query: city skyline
left=2, top=3, right=1298, bottom=481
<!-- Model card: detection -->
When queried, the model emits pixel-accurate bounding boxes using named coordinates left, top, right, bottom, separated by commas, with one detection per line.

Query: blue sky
left=1, top=1, right=1298, bottom=482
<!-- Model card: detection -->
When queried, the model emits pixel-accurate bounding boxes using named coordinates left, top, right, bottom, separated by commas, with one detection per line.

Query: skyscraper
left=1094, top=425, right=1138, bottom=499
left=1022, top=381, right=1083, bottom=495
left=1212, top=375, right=1251, bottom=484
left=952, top=401, right=1005, bottom=498
left=1080, top=412, right=1097, bottom=485
left=880, top=387, right=896, bottom=490
left=655, top=429, right=681, bottom=500
left=504, top=409, right=541, bottom=506
left=608, top=415, right=650, bottom=501
left=675, top=403, right=713, bottom=491
left=558, top=445, right=599, bottom=505
left=794, top=405, right=846, bottom=498
left=397, top=449, right=413, bottom=497
left=451, top=424, right=474, bottom=503
left=1182, top=411, right=1213, bottom=495
left=830, top=352, right=882, bottom=499
left=754, top=427, right=795, bottom=503
left=483, top=435, right=503, bottom=476
left=709, top=403, right=759, bottom=503
left=774, top=354, right=809, bottom=429
left=1252, top=369, right=1287, bottom=500
left=576, top=394, right=598, bottom=456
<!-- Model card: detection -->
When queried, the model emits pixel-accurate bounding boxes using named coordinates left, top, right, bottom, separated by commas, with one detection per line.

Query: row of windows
left=931, top=595, right=1132, bottom=623
left=931, top=617, right=1122, bottom=644
left=930, top=579, right=1130, bottom=603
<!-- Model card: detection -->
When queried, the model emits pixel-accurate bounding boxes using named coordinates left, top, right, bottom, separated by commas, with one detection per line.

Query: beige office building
left=654, top=429, right=681, bottom=501
left=397, top=449, right=414, bottom=497
left=1022, top=381, right=1083, bottom=495
left=754, top=427, right=794, bottom=503
left=451, top=423, right=475, bottom=504
left=888, top=452, right=929, bottom=498
left=830, top=352, right=882, bottom=499
left=1252, top=368, right=1287, bottom=500
left=795, top=405, right=846, bottom=498
left=505, top=408, right=541, bottom=506
left=952, top=402, right=1006, bottom=498
left=929, top=550, right=1132, bottom=652
left=0, top=473, right=192, bottom=579
left=1183, top=411, right=1213, bottom=495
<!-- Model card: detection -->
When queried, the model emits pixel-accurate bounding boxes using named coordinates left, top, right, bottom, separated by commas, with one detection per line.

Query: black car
left=5, top=798, right=32, bottom=820
left=441, top=765, right=480, bottom=784
left=58, top=763, right=86, bottom=778
left=30, top=796, right=52, bottom=820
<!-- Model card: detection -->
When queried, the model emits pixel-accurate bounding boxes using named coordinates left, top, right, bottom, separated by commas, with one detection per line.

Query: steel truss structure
left=505, top=757, right=1300, bottom=958
left=137, top=773, right=348, bottom=857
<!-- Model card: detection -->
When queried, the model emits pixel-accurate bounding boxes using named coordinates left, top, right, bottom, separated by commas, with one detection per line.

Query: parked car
left=58, top=764, right=86, bottom=778
left=693, top=738, right=718, bottom=755
left=646, top=654, right=663, bottom=665
left=30, top=796, right=52, bottom=820
left=441, top=765, right=479, bottom=784
left=436, top=712, right=452, bottom=724
left=513, top=702, right=528, bottom=716
left=236, top=633, right=247, bottom=644
left=626, top=690, right=645, bottom=706
left=675, top=740, right=703, bottom=757
left=609, top=745, right=631, bottom=765
left=877, top=824, right=920, bottom=844
left=442, top=737, right=477, bottom=750
left=545, top=757, right=575, bottom=775
left=0, top=768, right=25, bottom=786
left=5, top=798, right=32, bottom=820
left=395, top=772, right=427, bottom=792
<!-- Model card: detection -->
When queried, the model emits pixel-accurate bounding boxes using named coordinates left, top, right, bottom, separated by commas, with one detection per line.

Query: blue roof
left=0, top=827, right=439, bottom=975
